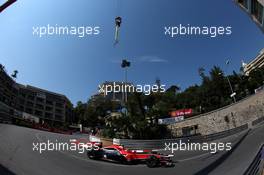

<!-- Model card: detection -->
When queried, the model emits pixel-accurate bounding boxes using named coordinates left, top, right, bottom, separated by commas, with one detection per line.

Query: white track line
left=175, top=152, right=214, bottom=162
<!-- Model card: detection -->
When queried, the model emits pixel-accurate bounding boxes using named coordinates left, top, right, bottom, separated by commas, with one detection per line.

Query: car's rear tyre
left=146, top=155, right=159, bottom=168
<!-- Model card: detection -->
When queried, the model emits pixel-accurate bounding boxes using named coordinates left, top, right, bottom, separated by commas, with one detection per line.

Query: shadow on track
left=194, top=129, right=251, bottom=175
left=89, top=158, right=175, bottom=168
left=0, top=164, right=16, bottom=175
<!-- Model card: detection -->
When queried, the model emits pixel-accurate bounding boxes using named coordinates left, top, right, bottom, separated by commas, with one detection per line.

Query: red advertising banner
left=170, top=109, right=193, bottom=117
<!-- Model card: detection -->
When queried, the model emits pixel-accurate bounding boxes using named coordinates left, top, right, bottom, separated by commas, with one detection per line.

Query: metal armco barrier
left=116, top=124, right=249, bottom=149
left=244, top=144, right=264, bottom=175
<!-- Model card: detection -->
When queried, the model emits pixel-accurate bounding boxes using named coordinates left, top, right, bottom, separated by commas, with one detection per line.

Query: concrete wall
left=169, top=90, right=264, bottom=137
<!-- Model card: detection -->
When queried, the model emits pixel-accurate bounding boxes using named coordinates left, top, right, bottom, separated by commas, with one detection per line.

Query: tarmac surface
left=0, top=123, right=263, bottom=175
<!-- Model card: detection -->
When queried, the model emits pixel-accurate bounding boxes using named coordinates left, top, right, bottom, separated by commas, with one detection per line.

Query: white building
left=235, top=0, right=264, bottom=32
left=242, top=48, right=264, bottom=76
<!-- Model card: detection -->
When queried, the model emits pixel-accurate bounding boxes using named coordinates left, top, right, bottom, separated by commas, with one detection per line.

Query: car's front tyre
left=146, top=155, right=159, bottom=168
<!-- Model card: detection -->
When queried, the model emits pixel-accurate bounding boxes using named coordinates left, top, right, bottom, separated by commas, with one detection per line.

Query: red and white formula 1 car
left=87, top=144, right=174, bottom=168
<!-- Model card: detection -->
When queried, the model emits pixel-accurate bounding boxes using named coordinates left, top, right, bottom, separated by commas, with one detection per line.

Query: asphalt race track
left=0, top=123, right=263, bottom=175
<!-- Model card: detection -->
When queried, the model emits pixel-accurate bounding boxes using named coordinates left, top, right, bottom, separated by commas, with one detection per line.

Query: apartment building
left=235, top=0, right=264, bottom=32
left=0, top=64, right=73, bottom=125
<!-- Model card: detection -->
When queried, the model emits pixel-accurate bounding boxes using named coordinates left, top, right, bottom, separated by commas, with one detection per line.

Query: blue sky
left=0, top=0, right=263, bottom=105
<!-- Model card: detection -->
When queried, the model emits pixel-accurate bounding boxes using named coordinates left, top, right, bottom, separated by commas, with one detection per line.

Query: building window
left=55, top=103, right=63, bottom=108
left=45, top=106, right=53, bottom=111
left=239, top=0, right=248, bottom=9
left=55, top=109, right=62, bottom=114
left=46, top=100, right=53, bottom=105
left=251, top=0, right=264, bottom=24
left=55, top=115, right=63, bottom=121
left=19, top=99, right=25, bottom=105
left=45, top=112, right=52, bottom=119
left=36, top=97, right=44, bottom=103
left=19, top=106, right=24, bottom=111
left=27, top=95, right=35, bottom=101
left=26, top=101, right=34, bottom=107
left=20, top=93, right=26, bottom=98
left=35, top=110, right=43, bottom=117
left=25, top=108, right=33, bottom=114
left=36, top=104, right=44, bottom=110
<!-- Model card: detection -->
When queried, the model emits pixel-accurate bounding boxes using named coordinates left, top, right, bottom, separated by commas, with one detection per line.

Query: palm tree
left=166, top=85, right=180, bottom=95
left=198, top=67, right=205, bottom=78
left=209, top=66, right=224, bottom=81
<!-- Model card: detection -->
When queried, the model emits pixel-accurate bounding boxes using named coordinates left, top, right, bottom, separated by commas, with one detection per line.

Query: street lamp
left=225, top=60, right=236, bottom=103
left=121, top=59, right=130, bottom=103
left=0, top=0, right=16, bottom=13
